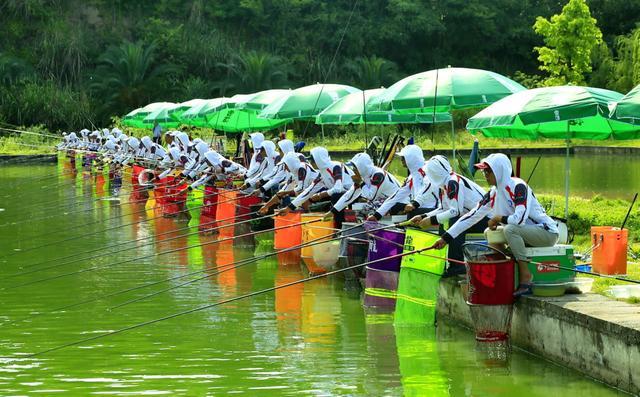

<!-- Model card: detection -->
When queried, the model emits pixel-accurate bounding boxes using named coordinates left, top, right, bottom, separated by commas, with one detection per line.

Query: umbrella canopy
left=180, top=98, right=233, bottom=127
left=122, top=102, right=175, bottom=128
left=259, top=83, right=360, bottom=120
left=467, top=85, right=640, bottom=217
left=467, top=86, right=640, bottom=140
left=610, top=83, right=640, bottom=125
left=315, top=88, right=452, bottom=125
left=142, top=103, right=183, bottom=128
left=369, top=67, right=526, bottom=113
left=236, top=89, right=291, bottom=111
left=207, top=108, right=290, bottom=133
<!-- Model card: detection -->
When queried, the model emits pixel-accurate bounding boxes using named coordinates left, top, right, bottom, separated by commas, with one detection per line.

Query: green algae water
left=0, top=162, right=628, bottom=396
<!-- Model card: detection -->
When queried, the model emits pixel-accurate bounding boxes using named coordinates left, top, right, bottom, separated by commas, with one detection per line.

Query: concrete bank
left=0, top=154, right=57, bottom=164
left=436, top=278, right=640, bottom=395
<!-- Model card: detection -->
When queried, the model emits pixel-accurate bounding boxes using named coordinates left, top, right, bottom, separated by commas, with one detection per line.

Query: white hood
left=277, top=139, right=294, bottom=154
left=310, top=147, right=332, bottom=169
left=348, top=152, right=374, bottom=180
left=68, top=132, right=78, bottom=141
left=397, top=145, right=425, bottom=173
left=176, top=132, right=190, bottom=150
left=194, top=141, right=209, bottom=157
left=481, top=153, right=512, bottom=189
left=282, top=151, right=302, bottom=173
left=262, top=140, right=277, bottom=160
left=141, top=136, right=153, bottom=150
left=426, top=155, right=452, bottom=186
left=127, top=137, right=140, bottom=150
left=111, top=128, right=122, bottom=138
left=203, top=150, right=223, bottom=167
left=250, top=132, right=265, bottom=152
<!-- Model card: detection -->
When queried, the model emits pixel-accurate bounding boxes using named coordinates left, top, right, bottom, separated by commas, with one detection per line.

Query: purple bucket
left=364, top=267, right=399, bottom=308
left=366, top=227, right=405, bottom=272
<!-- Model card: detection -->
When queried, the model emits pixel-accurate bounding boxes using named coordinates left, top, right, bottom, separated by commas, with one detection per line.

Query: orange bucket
left=216, top=190, right=238, bottom=238
left=274, top=212, right=302, bottom=249
left=591, top=226, right=628, bottom=275
left=300, top=213, right=335, bottom=269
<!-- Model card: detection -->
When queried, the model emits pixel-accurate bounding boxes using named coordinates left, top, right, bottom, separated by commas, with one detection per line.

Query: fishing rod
left=526, top=156, right=542, bottom=184
left=620, top=192, right=637, bottom=230
left=1, top=217, right=323, bottom=291
left=10, top=209, right=264, bottom=278
left=0, top=188, right=247, bottom=260
left=12, top=246, right=422, bottom=359
left=108, top=221, right=399, bottom=310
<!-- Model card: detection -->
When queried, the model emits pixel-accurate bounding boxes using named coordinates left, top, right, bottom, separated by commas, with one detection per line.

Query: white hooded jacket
left=246, top=132, right=265, bottom=180
left=310, top=147, right=353, bottom=196
left=246, top=140, right=278, bottom=188
left=444, top=153, right=558, bottom=242
left=260, top=139, right=295, bottom=192
left=424, top=155, right=486, bottom=225
left=332, top=153, right=401, bottom=213
left=284, top=152, right=323, bottom=209
left=374, top=145, right=439, bottom=218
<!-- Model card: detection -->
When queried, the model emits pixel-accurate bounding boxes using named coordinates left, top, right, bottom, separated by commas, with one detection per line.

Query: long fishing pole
left=12, top=247, right=422, bottom=359
left=108, top=222, right=397, bottom=310
left=620, top=192, right=637, bottom=230
left=3, top=218, right=352, bottom=325
left=526, top=156, right=542, bottom=184
left=1, top=218, right=322, bottom=291
left=0, top=188, right=247, bottom=260
left=9, top=210, right=265, bottom=278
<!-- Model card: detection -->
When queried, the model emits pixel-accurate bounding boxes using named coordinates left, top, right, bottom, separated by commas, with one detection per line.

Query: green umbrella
left=370, top=67, right=526, bottom=163
left=142, top=103, right=182, bottom=128
left=369, top=67, right=526, bottom=113
left=259, top=83, right=360, bottom=120
left=610, top=83, right=640, bottom=125
left=467, top=85, right=640, bottom=216
left=171, top=99, right=207, bottom=120
left=316, top=88, right=452, bottom=125
left=236, top=89, right=291, bottom=111
left=207, top=108, right=290, bottom=133
left=122, top=102, right=175, bottom=128
left=180, top=98, right=232, bottom=127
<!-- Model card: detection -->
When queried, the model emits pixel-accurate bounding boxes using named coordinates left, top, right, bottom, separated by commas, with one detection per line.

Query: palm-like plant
left=0, top=53, right=34, bottom=86
left=345, top=56, right=399, bottom=88
left=217, top=51, right=290, bottom=94
left=90, top=41, right=180, bottom=117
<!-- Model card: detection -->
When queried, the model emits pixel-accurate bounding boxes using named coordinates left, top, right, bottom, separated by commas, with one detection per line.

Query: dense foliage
left=1, top=0, right=640, bottom=131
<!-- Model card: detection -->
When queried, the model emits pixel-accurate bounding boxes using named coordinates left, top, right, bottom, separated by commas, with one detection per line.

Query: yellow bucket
left=301, top=213, right=336, bottom=270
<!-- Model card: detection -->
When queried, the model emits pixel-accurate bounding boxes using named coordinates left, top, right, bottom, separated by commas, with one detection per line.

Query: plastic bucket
left=366, top=226, right=405, bottom=272
left=301, top=213, right=336, bottom=264
left=463, top=243, right=515, bottom=305
left=591, top=226, right=628, bottom=275
left=339, top=222, right=366, bottom=257
left=364, top=267, right=399, bottom=309
left=237, top=195, right=261, bottom=221
left=216, top=190, right=237, bottom=223
left=199, top=185, right=218, bottom=233
left=274, top=212, right=302, bottom=249
left=312, top=241, right=340, bottom=270
left=158, top=176, right=187, bottom=217
left=401, top=228, right=447, bottom=276
left=346, top=238, right=369, bottom=280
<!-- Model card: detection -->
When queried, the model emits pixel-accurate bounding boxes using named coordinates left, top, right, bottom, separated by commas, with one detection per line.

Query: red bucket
left=464, top=244, right=515, bottom=305
left=199, top=185, right=219, bottom=233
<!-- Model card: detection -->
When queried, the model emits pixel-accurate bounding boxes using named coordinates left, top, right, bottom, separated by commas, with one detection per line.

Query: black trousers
left=388, top=202, right=435, bottom=218
left=153, top=136, right=161, bottom=144
left=446, top=216, right=490, bottom=268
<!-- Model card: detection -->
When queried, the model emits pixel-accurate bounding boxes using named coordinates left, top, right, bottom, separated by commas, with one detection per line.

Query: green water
left=342, top=153, right=640, bottom=200
left=0, top=162, right=627, bottom=396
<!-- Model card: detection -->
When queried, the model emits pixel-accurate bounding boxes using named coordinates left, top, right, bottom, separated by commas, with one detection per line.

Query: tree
left=344, top=56, right=398, bottom=88
left=217, top=51, right=290, bottom=94
left=533, top=0, right=603, bottom=86
left=608, top=28, right=640, bottom=93
left=90, top=41, right=180, bottom=120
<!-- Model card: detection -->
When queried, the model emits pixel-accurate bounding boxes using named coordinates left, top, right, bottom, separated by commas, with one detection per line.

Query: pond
left=0, top=162, right=627, bottom=396
left=337, top=153, right=640, bottom=201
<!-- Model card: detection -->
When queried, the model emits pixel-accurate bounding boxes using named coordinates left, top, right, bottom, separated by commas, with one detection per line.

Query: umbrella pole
left=450, top=119, right=456, bottom=171
left=564, top=123, right=570, bottom=218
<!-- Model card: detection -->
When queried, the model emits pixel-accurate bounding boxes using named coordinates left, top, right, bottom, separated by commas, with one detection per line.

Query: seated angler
left=241, top=140, right=278, bottom=195
left=410, top=155, right=487, bottom=277
left=428, top=153, right=559, bottom=296
left=367, top=144, right=439, bottom=222
left=323, top=152, right=401, bottom=221
left=245, top=132, right=265, bottom=181
left=278, top=147, right=353, bottom=226
left=259, top=151, right=319, bottom=215
left=254, top=139, right=296, bottom=198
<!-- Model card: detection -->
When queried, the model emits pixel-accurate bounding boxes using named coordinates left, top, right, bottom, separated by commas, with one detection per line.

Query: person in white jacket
left=325, top=152, right=401, bottom=220
left=259, top=151, right=319, bottom=215
left=429, top=153, right=559, bottom=296
left=367, top=144, right=439, bottom=221
left=245, top=132, right=265, bottom=181
left=256, top=139, right=295, bottom=196
left=410, top=155, right=488, bottom=276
